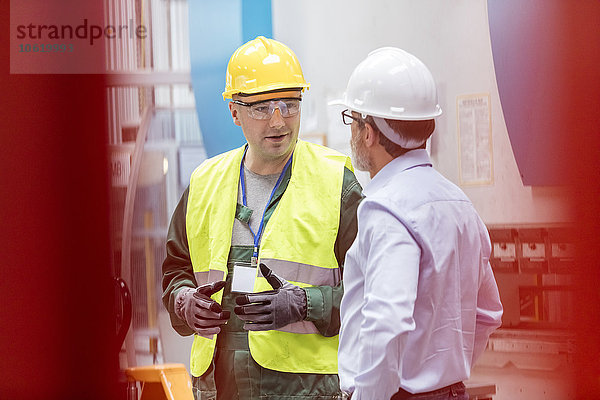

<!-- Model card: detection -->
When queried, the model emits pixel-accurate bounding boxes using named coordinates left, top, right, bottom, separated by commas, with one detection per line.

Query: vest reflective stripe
left=186, top=140, right=350, bottom=376
left=277, top=320, right=321, bottom=334
left=194, top=270, right=225, bottom=286
left=260, top=258, right=341, bottom=286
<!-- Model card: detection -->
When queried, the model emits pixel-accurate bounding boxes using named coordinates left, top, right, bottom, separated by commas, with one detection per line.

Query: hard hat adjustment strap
left=371, top=117, right=427, bottom=150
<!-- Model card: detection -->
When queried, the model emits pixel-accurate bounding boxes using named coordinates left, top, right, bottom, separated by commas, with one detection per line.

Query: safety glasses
left=232, top=98, right=302, bottom=120
left=341, top=109, right=363, bottom=125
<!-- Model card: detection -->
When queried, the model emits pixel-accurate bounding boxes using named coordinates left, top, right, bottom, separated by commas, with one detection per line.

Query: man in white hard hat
left=162, top=36, right=362, bottom=399
left=335, top=47, right=503, bottom=400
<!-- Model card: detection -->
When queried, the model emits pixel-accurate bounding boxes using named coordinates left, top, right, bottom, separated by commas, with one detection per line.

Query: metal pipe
left=121, top=106, right=153, bottom=367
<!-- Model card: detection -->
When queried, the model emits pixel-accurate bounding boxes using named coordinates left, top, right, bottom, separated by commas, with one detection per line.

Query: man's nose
left=269, top=107, right=285, bottom=128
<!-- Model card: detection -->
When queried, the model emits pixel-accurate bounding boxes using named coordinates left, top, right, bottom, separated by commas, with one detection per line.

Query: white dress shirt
left=338, top=149, right=503, bottom=400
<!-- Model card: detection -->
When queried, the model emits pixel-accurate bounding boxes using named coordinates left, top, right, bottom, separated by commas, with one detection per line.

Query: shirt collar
left=364, top=149, right=433, bottom=197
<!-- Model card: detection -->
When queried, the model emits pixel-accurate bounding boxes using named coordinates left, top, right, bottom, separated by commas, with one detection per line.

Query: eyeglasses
left=232, top=98, right=302, bottom=120
left=341, top=109, right=363, bottom=125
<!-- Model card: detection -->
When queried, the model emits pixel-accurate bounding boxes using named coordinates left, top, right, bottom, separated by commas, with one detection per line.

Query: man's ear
left=363, top=122, right=379, bottom=147
left=229, top=102, right=242, bottom=126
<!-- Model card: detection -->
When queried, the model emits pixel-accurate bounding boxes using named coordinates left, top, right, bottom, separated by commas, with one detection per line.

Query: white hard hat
left=334, top=47, right=442, bottom=121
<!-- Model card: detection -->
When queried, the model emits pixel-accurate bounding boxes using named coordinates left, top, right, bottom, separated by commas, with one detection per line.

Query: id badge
left=231, top=262, right=257, bottom=293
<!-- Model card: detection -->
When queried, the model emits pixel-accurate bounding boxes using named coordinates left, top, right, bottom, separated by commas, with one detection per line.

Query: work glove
left=339, top=390, right=353, bottom=400
left=234, top=263, right=307, bottom=331
left=175, top=281, right=230, bottom=335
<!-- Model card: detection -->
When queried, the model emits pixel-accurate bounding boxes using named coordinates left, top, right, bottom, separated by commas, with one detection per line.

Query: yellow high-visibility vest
left=185, top=140, right=351, bottom=377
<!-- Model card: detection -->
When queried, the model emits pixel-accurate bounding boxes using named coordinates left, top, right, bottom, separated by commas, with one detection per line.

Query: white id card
left=231, top=263, right=257, bottom=293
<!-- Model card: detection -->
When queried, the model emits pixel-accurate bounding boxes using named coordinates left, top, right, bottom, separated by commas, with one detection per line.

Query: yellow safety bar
left=125, top=363, right=193, bottom=400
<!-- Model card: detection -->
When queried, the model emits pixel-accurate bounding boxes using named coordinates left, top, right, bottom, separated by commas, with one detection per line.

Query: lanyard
left=239, top=147, right=293, bottom=267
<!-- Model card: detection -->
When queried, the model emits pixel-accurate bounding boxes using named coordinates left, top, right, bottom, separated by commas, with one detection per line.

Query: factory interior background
left=1, top=0, right=599, bottom=399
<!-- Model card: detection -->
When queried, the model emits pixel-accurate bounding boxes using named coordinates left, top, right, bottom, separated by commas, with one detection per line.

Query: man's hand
left=175, top=281, right=230, bottom=335
left=234, top=263, right=307, bottom=331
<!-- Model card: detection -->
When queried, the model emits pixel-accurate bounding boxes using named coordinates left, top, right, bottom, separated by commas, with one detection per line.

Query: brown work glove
left=234, top=263, right=307, bottom=331
left=175, top=281, right=230, bottom=335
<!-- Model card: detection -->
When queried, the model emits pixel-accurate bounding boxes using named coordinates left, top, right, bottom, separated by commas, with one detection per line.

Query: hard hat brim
left=223, top=83, right=310, bottom=100
left=328, top=99, right=442, bottom=121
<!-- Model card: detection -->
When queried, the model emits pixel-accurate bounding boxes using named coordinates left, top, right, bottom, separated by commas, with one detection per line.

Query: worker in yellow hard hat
left=162, top=36, right=363, bottom=399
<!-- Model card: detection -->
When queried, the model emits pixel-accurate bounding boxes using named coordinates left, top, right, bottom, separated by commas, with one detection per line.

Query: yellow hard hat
left=222, top=36, right=310, bottom=99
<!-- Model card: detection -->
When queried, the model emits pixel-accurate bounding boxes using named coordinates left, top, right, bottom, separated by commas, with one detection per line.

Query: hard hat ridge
left=223, top=36, right=310, bottom=99
left=337, top=47, right=442, bottom=121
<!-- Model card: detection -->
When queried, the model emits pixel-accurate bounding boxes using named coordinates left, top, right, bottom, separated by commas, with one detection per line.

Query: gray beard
left=350, top=133, right=373, bottom=172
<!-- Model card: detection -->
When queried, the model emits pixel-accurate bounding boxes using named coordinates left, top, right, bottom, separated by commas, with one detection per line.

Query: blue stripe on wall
left=188, top=0, right=272, bottom=158
left=242, top=0, right=272, bottom=43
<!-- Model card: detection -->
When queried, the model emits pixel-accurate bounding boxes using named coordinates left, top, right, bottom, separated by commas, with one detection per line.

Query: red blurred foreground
left=1, top=1, right=598, bottom=399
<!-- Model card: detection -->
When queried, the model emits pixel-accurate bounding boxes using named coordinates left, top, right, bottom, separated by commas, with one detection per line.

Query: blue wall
left=188, top=0, right=272, bottom=157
